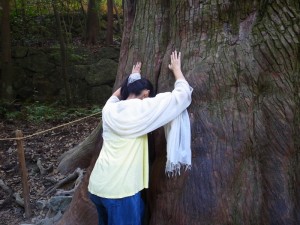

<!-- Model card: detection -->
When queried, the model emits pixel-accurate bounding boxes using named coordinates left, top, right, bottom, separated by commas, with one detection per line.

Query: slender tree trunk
left=85, top=0, right=100, bottom=45
left=52, top=0, right=72, bottom=105
left=20, top=0, right=27, bottom=45
left=106, top=0, right=113, bottom=45
left=57, top=1, right=300, bottom=224
left=79, top=0, right=86, bottom=15
left=112, top=0, right=122, bottom=35
left=0, top=0, right=13, bottom=100
left=13, top=0, right=18, bottom=15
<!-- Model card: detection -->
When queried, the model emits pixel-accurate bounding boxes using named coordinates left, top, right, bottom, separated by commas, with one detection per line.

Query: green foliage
left=11, top=0, right=83, bottom=17
left=9, top=0, right=123, bottom=46
left=100, top=0, right=123, bottom=13
left=48, top=47, right=88, bottom=64
left=0, top=102, right=101, bottom=123
left=26, top=104, right=58, bottom=122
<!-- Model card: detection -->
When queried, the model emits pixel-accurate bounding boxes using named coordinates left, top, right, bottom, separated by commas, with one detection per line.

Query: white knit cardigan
left=102, top=79, right=193, bottom=175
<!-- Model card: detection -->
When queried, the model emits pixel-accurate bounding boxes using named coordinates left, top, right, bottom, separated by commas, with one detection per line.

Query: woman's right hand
left=168, top=50, right=181, bottom=72
left=168, top=50, right=185, bottom=80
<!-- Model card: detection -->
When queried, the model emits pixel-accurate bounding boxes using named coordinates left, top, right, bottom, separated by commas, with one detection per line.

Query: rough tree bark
left=0, top=0, right=13, bottom=100
left=57, top=0, right=300, bottom=224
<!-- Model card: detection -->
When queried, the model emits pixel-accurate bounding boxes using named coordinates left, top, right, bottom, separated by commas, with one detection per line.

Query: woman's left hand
left=132, top=62, right=142, bottom=73
left=112, top=87, right=121, bottom=98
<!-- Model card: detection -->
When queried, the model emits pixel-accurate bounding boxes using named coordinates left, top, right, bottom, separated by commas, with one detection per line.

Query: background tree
left=106, top=0, right=113, bottom=45
left=85, top=0, right=100, bottom=44
left=113, top=0, right=122, bottom=35
left=0, top=0, right=13, bottom=100
left=52, top=0, right=72, bottom=105
left=19, top=0, right=26, bottom=45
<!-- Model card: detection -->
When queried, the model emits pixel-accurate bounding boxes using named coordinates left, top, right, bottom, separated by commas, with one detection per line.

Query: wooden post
left=16, top=130, right=32, bottom=218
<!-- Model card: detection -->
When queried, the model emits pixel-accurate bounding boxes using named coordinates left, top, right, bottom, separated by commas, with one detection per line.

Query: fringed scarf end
left=165, top=161, right=191, bottom=178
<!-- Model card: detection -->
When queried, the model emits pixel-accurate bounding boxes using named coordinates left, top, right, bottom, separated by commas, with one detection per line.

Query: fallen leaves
left=0, top=117, right=99, bottom=224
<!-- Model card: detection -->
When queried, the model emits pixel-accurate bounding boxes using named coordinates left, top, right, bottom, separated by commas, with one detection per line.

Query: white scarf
left=164, top=109, right=191, bottom=176
left=103, top=78, right=192, bottom=176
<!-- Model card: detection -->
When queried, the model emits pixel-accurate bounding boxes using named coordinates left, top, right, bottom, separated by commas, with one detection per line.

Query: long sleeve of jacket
left=102, top=79, right=192, bottom=138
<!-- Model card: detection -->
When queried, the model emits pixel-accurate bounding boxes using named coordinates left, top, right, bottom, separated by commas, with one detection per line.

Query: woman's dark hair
left=120, top=76, right=154, bottom=100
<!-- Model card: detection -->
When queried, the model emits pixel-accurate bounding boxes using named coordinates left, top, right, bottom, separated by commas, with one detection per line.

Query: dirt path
left=0, top=117, right=99, bottom=225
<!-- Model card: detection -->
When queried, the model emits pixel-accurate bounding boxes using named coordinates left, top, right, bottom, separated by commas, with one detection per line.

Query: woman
left=88, top=51, right=192, bottom=225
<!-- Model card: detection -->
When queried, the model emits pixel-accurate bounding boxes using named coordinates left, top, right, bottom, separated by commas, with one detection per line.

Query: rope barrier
left=0, top=111, right=101, bottom=141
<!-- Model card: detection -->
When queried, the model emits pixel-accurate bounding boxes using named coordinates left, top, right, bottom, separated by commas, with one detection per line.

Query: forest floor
left=0, top=114, right=99, bottom=225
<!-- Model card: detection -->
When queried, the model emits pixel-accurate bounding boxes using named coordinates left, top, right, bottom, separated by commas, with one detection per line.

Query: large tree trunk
left=0, top=0, right=13, bottom=100
left=57, top=1, right=300, bottom=224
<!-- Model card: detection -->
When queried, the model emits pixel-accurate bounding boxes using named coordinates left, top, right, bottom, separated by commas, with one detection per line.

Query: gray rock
left=47, top=196, right=72, bottom=213
left=69, top=64, right=89, bottom=80
left=36, top=200, right=47, bottom=210
left=32, top=77, right=62, bottom=101
left=35, top=211, right=62, bottom=225
left=69, top=80, right=88, bottom=102
left=9, top=46, right=119, bottom=104
left=97, top=47, right=120, bottom=61
left=85, top=59, right=117, bottom=86
left=15, top=51, right=55, bottom=73
left=12, top=47, right=28, bottom=58
left=7, top=147, right=14, bottom=154
left=12, top=66, right=28, bottom=89
left=87, top=85, right=112, bottom=105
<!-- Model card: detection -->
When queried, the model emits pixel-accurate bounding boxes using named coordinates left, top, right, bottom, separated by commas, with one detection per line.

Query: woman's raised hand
left=168, top=50, right=185, bottom=80
left=132, top=62, right=142, bottom=73
left=168, top=50, right=181, bottom=72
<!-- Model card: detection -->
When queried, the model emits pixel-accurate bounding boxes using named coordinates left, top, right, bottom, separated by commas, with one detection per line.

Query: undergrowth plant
left=0, top=102, right=101, bottom=123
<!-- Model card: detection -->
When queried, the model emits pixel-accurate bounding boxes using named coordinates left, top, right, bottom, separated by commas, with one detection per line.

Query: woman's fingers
left=171, top=50, right=181, bottom=63
left=132, top=62, right=142, bottom=73
left=169, top=50, right=182, bottom=72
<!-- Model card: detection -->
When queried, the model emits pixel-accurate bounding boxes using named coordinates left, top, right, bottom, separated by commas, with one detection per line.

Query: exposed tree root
left=44, top=168, right=84, bottom=196
left=13, top=192, right=25, bottom=207
left=58, top=123, right=102, bottom=174
left=0, top=179, right=24, bottom=207
left=37, top=158, right=53, bottom=175
left=0, top=179, right=12, bottom=206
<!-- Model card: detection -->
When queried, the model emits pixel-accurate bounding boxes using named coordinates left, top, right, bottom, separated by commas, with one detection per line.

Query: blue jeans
left=89, top=192, right=145, bottom=225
